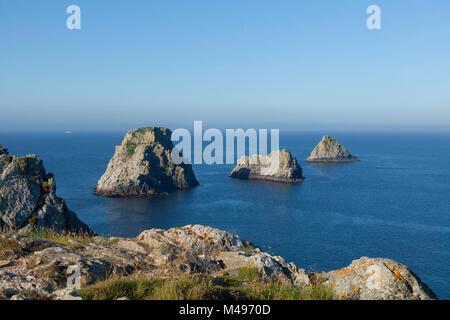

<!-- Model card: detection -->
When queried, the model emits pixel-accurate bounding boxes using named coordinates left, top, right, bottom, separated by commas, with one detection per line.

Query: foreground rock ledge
left=307, top=136, right=359, bottom=162
left=94, top=127, right=199, bottom=197
left=0, top=145, right=89, bottom=232
left=229, top=150, right=304, bottom=183
left=0, top=225, right=436, bottom=300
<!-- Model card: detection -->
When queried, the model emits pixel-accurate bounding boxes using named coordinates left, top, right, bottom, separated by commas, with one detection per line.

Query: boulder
left=325, top=257, right=437, bottom=300
left=94, top=127, right=199, bottom=197
left=229, top=150, right=303, bottom=183
left=136, top=225, right=309, bottom=286
left=0, top=146, right=89, bottom=232
left=306, top=136, right=359, bottom=162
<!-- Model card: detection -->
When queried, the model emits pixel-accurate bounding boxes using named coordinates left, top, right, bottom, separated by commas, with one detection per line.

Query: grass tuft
left=78, top=271, right=335, bottom=301
left=17, top=228, right=96, bottom=249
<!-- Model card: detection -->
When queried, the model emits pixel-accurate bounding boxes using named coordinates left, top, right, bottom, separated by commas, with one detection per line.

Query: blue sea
left=1, top=131, right=449, bottom=299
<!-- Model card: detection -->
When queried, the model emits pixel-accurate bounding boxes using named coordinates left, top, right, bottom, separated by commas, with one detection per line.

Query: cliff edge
left=0, top=145, right=89, bottom=233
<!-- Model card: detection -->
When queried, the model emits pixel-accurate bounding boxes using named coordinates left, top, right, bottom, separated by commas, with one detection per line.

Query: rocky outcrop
left=0, top=225, right=310, bottom=299
left=306, top=136, right=359, bottom=162
left=0, top=146, right=89, bottom=233
left=324, top=257, right=436, bottom=300
left=0, top=145, right=7, bottom=156
left=229, top=150, right=303, bottom=183
left=94, top=127, right=199, bottom=197
left=0, top=226, right=436, bottom=300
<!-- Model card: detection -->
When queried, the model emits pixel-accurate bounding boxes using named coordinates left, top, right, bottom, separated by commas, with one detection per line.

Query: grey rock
left=94, top=127, right=199, bottom=197
left=52, top=288, right=82, bottom=300
left=229, top=150, right=303, bottom=183
left=113, top=239, right=148, bottom=254
left=0, top=148, right=89, bottom=232
left=147, top=248, right=177, bottom=266
left=324, top=257, right=437, bottom=300
left=306, top=136, right=359, bottom=162
left=136, top=225, right=309, bottom=286
left=216, top=251, right=309, bottom=286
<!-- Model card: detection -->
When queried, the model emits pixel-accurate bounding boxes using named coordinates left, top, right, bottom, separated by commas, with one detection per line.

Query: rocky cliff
left=0, top=225, right=436, bottom=300
left=94, top=127, right=199, bottom=197
left=0, top=145, right=89, bottom=233
left=306, top=136, right=359, bottom=162
left=229, top=150, right=303, bottom=183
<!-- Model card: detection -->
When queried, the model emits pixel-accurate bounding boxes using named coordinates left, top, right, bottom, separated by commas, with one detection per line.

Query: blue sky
left=1, top=0, right=449, bottom=131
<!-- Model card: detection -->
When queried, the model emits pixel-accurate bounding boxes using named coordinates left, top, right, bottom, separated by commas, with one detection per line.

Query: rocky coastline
left=0, top=140, right=439, bottom=300
left=0, top=225, right=437, bottom=300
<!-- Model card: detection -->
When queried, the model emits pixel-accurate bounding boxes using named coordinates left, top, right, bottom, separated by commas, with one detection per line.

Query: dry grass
left=78, top=268, right=335, bottom=301
left=17, top=228, right=99, bottom=249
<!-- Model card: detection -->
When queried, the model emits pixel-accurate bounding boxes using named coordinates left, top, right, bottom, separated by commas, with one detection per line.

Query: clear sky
left=1, top=0, right=449, bottom=131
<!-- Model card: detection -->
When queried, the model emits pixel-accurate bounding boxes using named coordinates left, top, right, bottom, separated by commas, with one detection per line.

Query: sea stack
left=94, top=127, right=199, bottom=197
left=306, top=136, right=359, bottom=162
left=0, top=145, right=89, bottom=232
left=229, top=150, right=303, bottom=183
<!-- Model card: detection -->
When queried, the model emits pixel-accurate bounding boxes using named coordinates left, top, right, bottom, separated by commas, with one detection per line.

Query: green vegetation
left=236, top=267, right=260, bottom=282
left=126, top=142, right=137, bottom=157
left=241, top=245, right=254, bottom=254
left=78, top=267, right=335, bottom=300
left=17, top=228, right=97, bottom=249
left=135, top=127, right=152, bottom=134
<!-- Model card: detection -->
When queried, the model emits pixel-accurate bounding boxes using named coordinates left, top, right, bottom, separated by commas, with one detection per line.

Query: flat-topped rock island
left=229, top=150, right=304, bottom=183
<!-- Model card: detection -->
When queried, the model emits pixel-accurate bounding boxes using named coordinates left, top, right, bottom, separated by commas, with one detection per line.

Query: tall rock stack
left=0, top=145, right=90, bottom=232
left=306, top=136, right=359, bottom=162
left=94, top=127, right=199, bottom=197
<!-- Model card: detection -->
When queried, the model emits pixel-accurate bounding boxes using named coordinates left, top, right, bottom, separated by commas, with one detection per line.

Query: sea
left=0, top=131, right=449, bottom=299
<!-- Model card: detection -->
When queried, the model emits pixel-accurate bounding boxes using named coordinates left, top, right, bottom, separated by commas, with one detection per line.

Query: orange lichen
left=393, top=271, right=404, bottom=281
left=340, top=293, right=348, bottom=300
left=248, top=263, right=253, bottom=268
left=352, top=286, right=360, bottom=293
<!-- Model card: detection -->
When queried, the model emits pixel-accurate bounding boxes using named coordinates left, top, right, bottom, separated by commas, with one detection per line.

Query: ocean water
left=0, top=131, right=449, bottom=299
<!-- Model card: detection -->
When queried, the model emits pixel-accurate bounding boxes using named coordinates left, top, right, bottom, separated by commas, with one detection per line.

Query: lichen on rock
left=229, top=150, right=303, bottom=183
left=306, top=136, right=359, bottom=162
left=94, top=127, right=199, bottom=197
left=324, top=257, right=437, bottom=300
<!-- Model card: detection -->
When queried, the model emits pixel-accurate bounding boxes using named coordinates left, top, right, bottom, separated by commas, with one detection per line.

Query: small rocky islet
left=229, top=150, right=304, bottom=183
left=307, top=135, right=359, bottom=162
left=0, top=135, right=439, bottom=300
